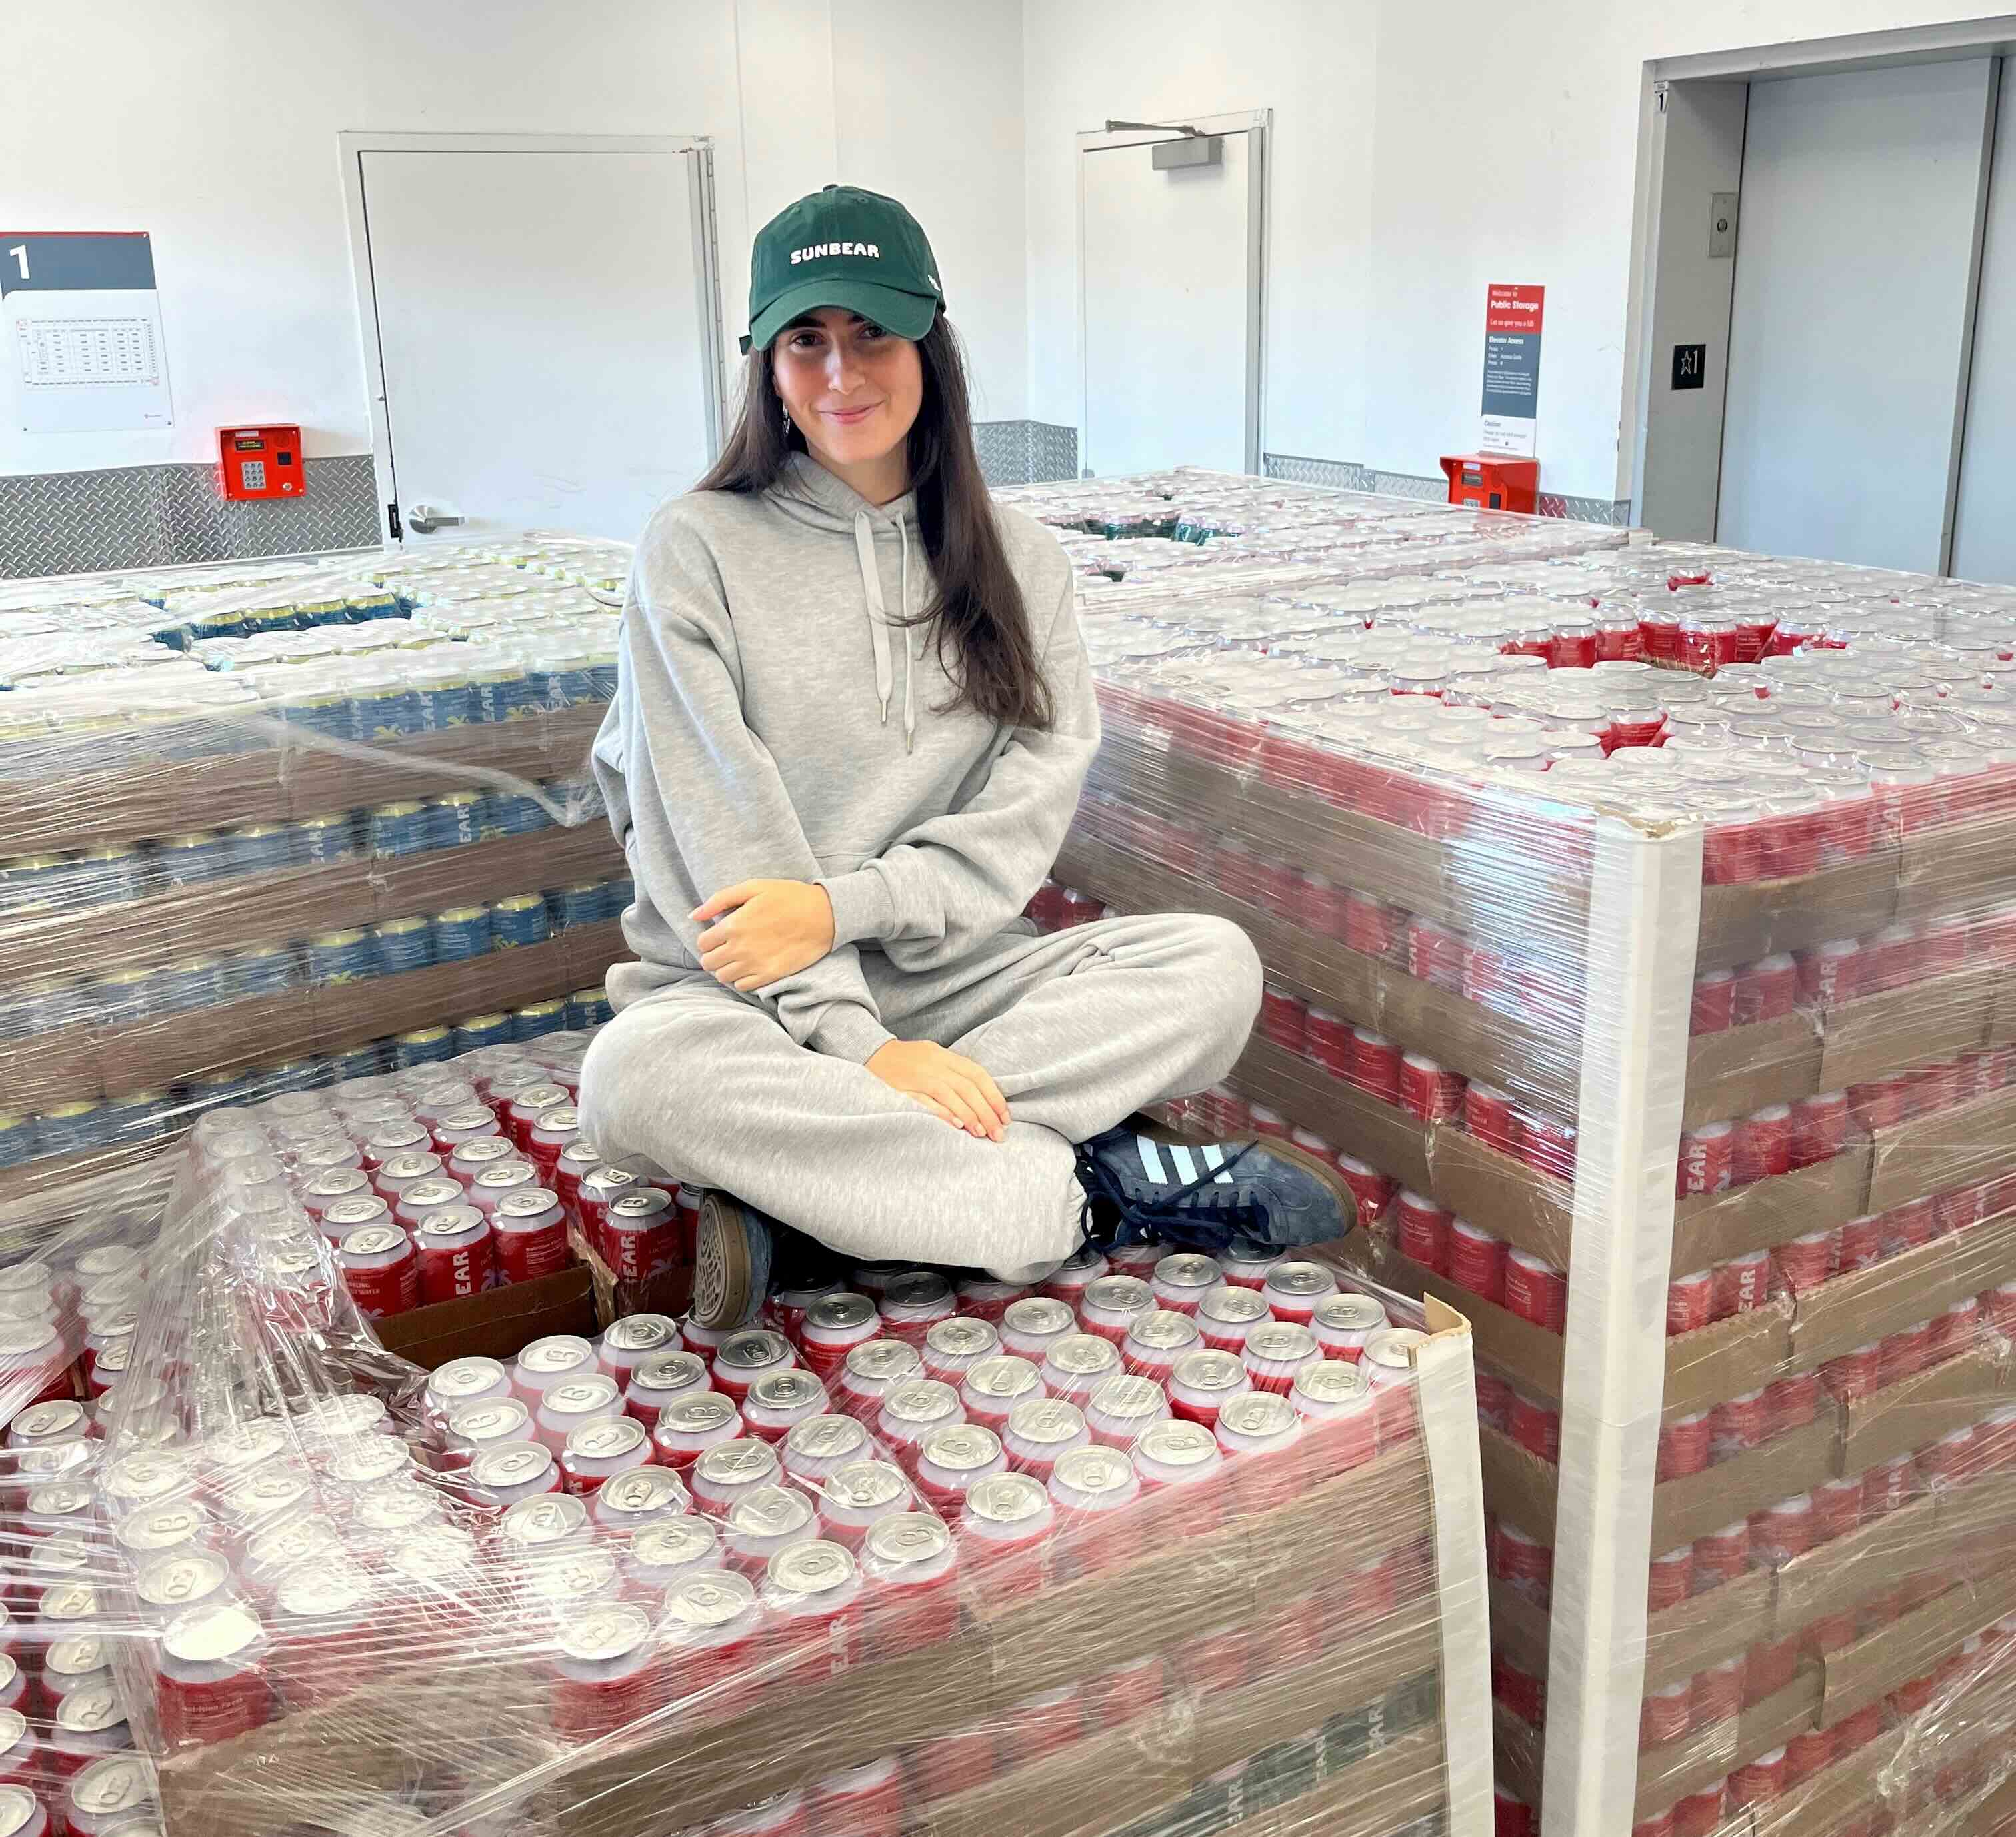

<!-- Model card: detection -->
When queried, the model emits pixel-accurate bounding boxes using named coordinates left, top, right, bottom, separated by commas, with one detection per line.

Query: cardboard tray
left=375, top=1265, right=599, bottom=1370
left=0, top=702, right=607, bottom=857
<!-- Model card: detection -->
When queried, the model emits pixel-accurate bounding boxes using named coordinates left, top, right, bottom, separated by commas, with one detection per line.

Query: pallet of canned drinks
left=3, top=1031, right=1496, bottom=1837
left=0, top=535, right=635, bottom=1198
left=1006, top=470, right=2016, bottom=1837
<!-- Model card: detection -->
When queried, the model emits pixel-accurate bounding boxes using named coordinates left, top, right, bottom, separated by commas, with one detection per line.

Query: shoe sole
left=692, top=1193, right=759, bottom=1330
left=1135, top=1117, right=1361, bottom=1244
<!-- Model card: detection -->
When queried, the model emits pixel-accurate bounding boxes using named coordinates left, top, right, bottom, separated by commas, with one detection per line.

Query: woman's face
left=771, top=309, right=924, bottom=475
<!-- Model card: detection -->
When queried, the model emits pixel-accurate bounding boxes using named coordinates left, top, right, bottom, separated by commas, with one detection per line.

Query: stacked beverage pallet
left=0, top=535, right=633, bottom=1202
left=1011, top=471, right=2016, bottom=1837
left=51, top=1047, right=1492, bottom=1837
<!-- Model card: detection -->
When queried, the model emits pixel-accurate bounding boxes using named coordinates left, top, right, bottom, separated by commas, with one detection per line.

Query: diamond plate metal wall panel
left=974, top=421, right=1029, bottom=487
left=1, top=456, right=383, bottom=581
left=1264, top=453, right=1375, bottom=491
left=1367, top=469, right=1450, bottom=503
left=1027, top=421, right=1077, bottom=482
left=1539, top=492, right=1635, bottom=527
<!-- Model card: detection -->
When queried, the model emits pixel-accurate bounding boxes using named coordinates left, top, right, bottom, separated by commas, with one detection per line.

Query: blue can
left=230, top=823, right=299, bottom=876
left=229, top=941, right=301, bottom=998
left=371, top=915, right=434, bottom=978
left=244, top=600, right=305, bottom=635
left=189, top=609, right=251, bottom=643
left=349, top=589, right=402, bottom=624
left=186, top=1066, right=258, bottom=1115
left=103, top=1090, right=171, bottom=1144
left=565, top=986, right=614, bottom=1030
left=471, top=662, right=534, bottom=725
left=587, top=653, right=619, bottom=701
left=393, top=1026, right=455, bottom=1069
left=480, top=792, right=549, bottom=840
left=36, top=1100, right=111, bottom=1158
left=276, top=688, right=351, bottom=741
left=367, top=801, right=431, bottom=859
left=550, top=882, right=607, bottom=930
left=453, top=1012, right=515, bottom=1054
left=413, top=665, right=479, bottom=729
left=491, top=893, right=551, bottom=950
left=296, top=812, right=361, bottom=865
left=161, top=956, right=225, bottom=1013
left=295, top=596, right=348, bottom=629
left=153, top=831, right=233, bottom=890
left=526, top=651, right=597, bottom=708
left=0, top=855, right=75, bottom=914
left=331, top=1040, right=388, bottom=1082
left=426, top=792, right=485, bottom=851
left=91, top=968, right=163, bottom=1025
left=350, top=677, right=424, bottom=743
left=0, top=1112, right=35, bottom=1170
left=307, top=929, right=371, bottom=987
left=512, top=998, right=567, bottom=1042
left=259, top=1056, right=325, bottom=1095
left=432, top=905, right=493, bottom=962
left=71, top=845, right=145, bottom=908
left=7, top=979, right=77, bottom=1038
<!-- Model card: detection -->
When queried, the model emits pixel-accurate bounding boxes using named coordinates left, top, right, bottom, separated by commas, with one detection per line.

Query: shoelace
left=1073, top=1138, right=1264, bottom=1250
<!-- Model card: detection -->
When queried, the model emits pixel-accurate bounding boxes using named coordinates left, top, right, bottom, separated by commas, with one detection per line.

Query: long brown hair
left=695, top=317, right=1053, bottom=731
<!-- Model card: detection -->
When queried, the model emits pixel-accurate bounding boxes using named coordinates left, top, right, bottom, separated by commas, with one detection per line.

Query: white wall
left=1023, top=0, right=2007, bottom=504
left=0, top=0, right=1027, bottom=477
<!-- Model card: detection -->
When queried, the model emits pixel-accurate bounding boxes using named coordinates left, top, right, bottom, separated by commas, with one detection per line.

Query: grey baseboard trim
left=0, top=455, right=383, bottom=581
left=975, top=421, right=1080, bottom=487
left=1263, top=451, right=1633, bottom=526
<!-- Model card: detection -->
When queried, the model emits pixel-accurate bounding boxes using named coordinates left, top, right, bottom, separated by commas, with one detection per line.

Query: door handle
left=407, top=501, right=463, bottom=535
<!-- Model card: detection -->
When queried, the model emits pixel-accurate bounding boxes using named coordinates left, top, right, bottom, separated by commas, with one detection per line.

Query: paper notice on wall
left=1480, top=283, right=1543, bottom=458
left=2, top=231, right=173, bottom=433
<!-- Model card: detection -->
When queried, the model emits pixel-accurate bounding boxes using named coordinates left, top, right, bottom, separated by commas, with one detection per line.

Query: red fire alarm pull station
left=217, top=425, right=305, bottom=500
left=1439, top=452, right=1539, bottom=515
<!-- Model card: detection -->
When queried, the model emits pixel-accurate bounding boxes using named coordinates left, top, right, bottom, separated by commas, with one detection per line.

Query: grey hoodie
left=591, top=452, right=1100, bottom=1065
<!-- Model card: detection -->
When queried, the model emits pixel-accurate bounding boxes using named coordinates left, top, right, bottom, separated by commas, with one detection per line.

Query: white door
left=355, top=142, right=721, bottom=546
left=1952, top=66, right=2016, bottom=585
left=1081, top=121, right=1263, bottom=478
left=1717, top=59, right=1998, bottom=572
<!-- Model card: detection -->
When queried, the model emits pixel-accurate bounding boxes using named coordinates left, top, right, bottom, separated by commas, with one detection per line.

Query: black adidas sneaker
left=1071, top=1128, right=1356, bottom=1256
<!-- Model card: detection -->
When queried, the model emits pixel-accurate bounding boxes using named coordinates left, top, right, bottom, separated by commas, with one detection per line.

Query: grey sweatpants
left=577, top=913, right=1262, bottom=1278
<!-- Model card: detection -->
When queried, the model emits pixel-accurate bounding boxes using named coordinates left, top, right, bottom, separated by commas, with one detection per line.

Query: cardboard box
left=375, top=1264, right=599, bottom=1369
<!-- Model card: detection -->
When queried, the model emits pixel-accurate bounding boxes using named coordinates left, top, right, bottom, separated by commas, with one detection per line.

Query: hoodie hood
left=769, top=453, right=925, bottom=751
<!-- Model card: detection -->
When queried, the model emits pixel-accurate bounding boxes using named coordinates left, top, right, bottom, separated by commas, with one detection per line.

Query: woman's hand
left=866, top=1041, right=1010, bottom=1141
left=691, top=879, right=837, bottom=991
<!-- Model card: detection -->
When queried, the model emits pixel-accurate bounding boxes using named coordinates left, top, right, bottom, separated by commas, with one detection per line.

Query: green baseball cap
left=741, top=184, right=945, bottom=353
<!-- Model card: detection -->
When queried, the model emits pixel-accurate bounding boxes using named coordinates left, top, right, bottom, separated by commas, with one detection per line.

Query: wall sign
left=3, top=231, right=174, bottom=434
left=1480, top=282, right=1543, bottom=458
left=1672, top=343, right=1707, bottom=391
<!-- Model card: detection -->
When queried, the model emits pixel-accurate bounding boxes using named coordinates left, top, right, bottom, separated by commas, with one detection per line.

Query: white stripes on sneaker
left=1135, top=1135, right=1235, bottom=1188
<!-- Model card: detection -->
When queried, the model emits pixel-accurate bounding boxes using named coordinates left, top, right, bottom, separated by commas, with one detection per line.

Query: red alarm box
left=217, top=425, right=305, bottom=500
left=1439, top=453, right=1539, bottom=515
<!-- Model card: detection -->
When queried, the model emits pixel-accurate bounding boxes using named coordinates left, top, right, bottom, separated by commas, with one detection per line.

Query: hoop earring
left=781, top=407, right=793, bottom=439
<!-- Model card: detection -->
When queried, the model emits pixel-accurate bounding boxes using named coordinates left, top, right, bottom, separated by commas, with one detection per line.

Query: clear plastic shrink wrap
left=0, top=1050, right=1492, bottom=1837
left=0, top=537, right=635, bottom=1208
left=1004, top=470, right=2016, bottom=1837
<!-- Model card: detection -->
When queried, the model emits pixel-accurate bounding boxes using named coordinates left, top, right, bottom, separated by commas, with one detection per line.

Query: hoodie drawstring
left=854, top=509, right=919, bottom=755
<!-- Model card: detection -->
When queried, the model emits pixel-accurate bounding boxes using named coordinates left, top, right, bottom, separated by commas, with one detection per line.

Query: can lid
left=1003, top=1295, right=1078, bottom=1336
left=14, top=1398, right=85, bottom=1440
left=880, top=1378, right=960, bottom=1426
left=429, top=1354, right=508, bottom=1399
left=0, top=1712, right=20, bottom=1755
left=1218, top=1392, right=1299, bottom=1440
left=323, top=1195, right=393, bottom=1229
left=1079, top=1276, right=1154, bottom=1318
left=963, top=1471, right=1050, bottom=1526
left=449, top=1136, right=517, bottom=1167
left=1087, top=1374, right=1168, bottom=1423
left=659, top=1393, right=740, bottom=1436
left=1007, top=1398, right=1088, bottom=1446
left=55, top=1682, right=125, bottom=1735
left=523, top=1546, right=621, bottom=1606
left=70, top=1754, right=153, bottom=1817
left=44, top=1634, right=109, bottom=1677
left=881, top=1270, right=954, bottom=1314
left=717, top=1330, right=791, bottom=1372
left=604, top=1314, right=678, bottom=1354
left=629, top=1351, right=708, bottom=1397
left=341, top=1223, right=407, bottom=1258
left=632, top=1517, right=719, bottom=1570
left=662, top=1568, right=756, bottom=1632
left=518, top=1334, right=593, bottom=1375
left=0, top=1786, right=39, bottom=1837
left=581, top=1165, right=639, bottom=1196
left=567, top=1416, right=648, bottom=1462
left=355, top=1484, right=438, bottom=1533
left=1171, top=1349, right=1249, bottom=1394
left=1363, top=1327, right=1429, bottom=1374
left=610, top=1188, right=674, bottom=1221
left=1313, top=1292, right=1389, bottom=1333
left=749, top=1369, right=825, bottom=1412
left=865, top=1510, right=954, bottom=1569
left=825, top=1458, right=908, bottom=1512
left=470, top=1440, right=559, bottom=1491
left=1052, top=1444, right=1137, bottom=1498
left=137, top=1549, right=231, bottom=1610
left=1246, top=1321, right=1319, bottom=1364
left=843, top=1339, right=923, bottom=1383
left=559, top=1602, right=653, bottom=1665
left=1295, top=1360, right=1374, bottom=1406
left=919, top=1423, right=1003, bottom=1475
left=247, top=1514, right=344, bottom=1574
left=416, top=1205, right=487, bottom=1243
left=163, top=1601, right=263, bottom=1666
left=727, top=1484, right=815, bottom=1538
left=1199, top=1285, right=1271, bottom=1328
left=1125, top=1311, right=1200, bottom=1353
left=806, top=1292, right=879, bottom=1333
left=491, top=1178, right=557, bottom=1210
left=769, top=1538, right=858, bottom=1598
left=1044, top=1333, right=1123, bottom=1378
left=598, top=1465, right=687, bottom=1518
left=1264, top=1261, right=1338, bottom=1298
left=304, top=1167, right=370, bottom=1198
left=29, top=1480, right=97, bottom=1520
left=545, top=1376, right=621, bottom=1419
left=693, top=1440, right=781, bottom=1488
left=962, top=1354, right=1042, bottom=1400
left=1153, top=1253, right=1221, bottom=1290
left=924, top=1316, right=1000, bottom=1358
left=497, top=1494, right=590, bottom=1558
left=783, top=1413, right=869, bottom=1462
left=378, top=1151, right=442, bottom=1180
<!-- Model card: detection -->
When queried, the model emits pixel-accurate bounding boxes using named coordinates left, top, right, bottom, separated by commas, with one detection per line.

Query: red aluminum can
left=1671, top=1785, right=1725, bottom=1837
left=1749, top=1493, right=1814, bottom=1563
left=1861, top=1454, right=1918, bottom=1517
left=1773, top=1229, right=1835, bottom=1297
left=1475, top=1370, right=1513, bottom=1431
left=801, top=1294, right=883, bottom=1380
left=1350, top=1028, right=1402, bottom=1104
left=1344, top=891, right=1400, bottom=957
left=1733, top=1105, right=1792, bottom=1185
left=1493, top=1654, right=1546, bottom=1724
left=1196, top=1284, right=1271, bottom=1355
left=1399, top=1052, right=1465, bottom=1124
left=1640, top=1680, right=1693, bottom=1750
left=1335, top=1154, right=1397, bottom=1226
left=1259, top=1260, right=1337, bottom=1327
left=336, top=1224, right=419, bottom=1320
left=1407, top=917, right=1465, bottom=991
left=1166, top=1349, right=1251, bottom=1430
left=1735, top=952, right=1797, bottom=1024
left=1307, top=1008, right=1353, bottom=1077
left=1464, top=1083, right=1518, bottom=1154
left=1447, top=1220, right=1507, bottom=1304
left=1495, top=1786, right=1535, bottom=1837
left=493, top=1187, right=571, bottom=1284
left=1695, top=1656, right=1744, bottom=1723
left=1676, top=1123, right=1735, bottom=1198
left=1497, top=1523, right=1553, bottom=1602
left=1727, top=1747, right=1787, bottom=1808
left=1666, top=1268, right=1714, bottom=1336
left=1811, top=1475, right=1863, bottom=1542
left=1516, top=1112, right=1577, bottom=1181
left=1789, top=1091, right=1851, bottom=1169
left=1837, top=1214, right=1882, bottom=1271
left=1796, top=938, right=1862, bottom=1008
left=414, top=1204, right=495, bottom=1304
left=1879, top=1318, right=1936, bottom=1387
left=1713, top=1248, right=1771, bottom=1319
left=1647, top=1544, right=1693, bottom=1612
left=879, top=1271, right=957, bottom=1345
left=1505, top=1250, right=1567, bottom=1333
left=1394, top=1191, right=1452, bottom=1274
left=1657, top=1412, right=1710, bottom=1480
left=1691, top=1520, right=1749, bottom=1588
left=1881, top=1195, right=1936, bottom=1257
left=155, top=1602, right=272, bottom=1746
left=1509, top=1392, right=1561, bottom=1463
left=1690, top=968, right=1735, bottom=1034
left=1709, top=1390, right=1767, bottom=1460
